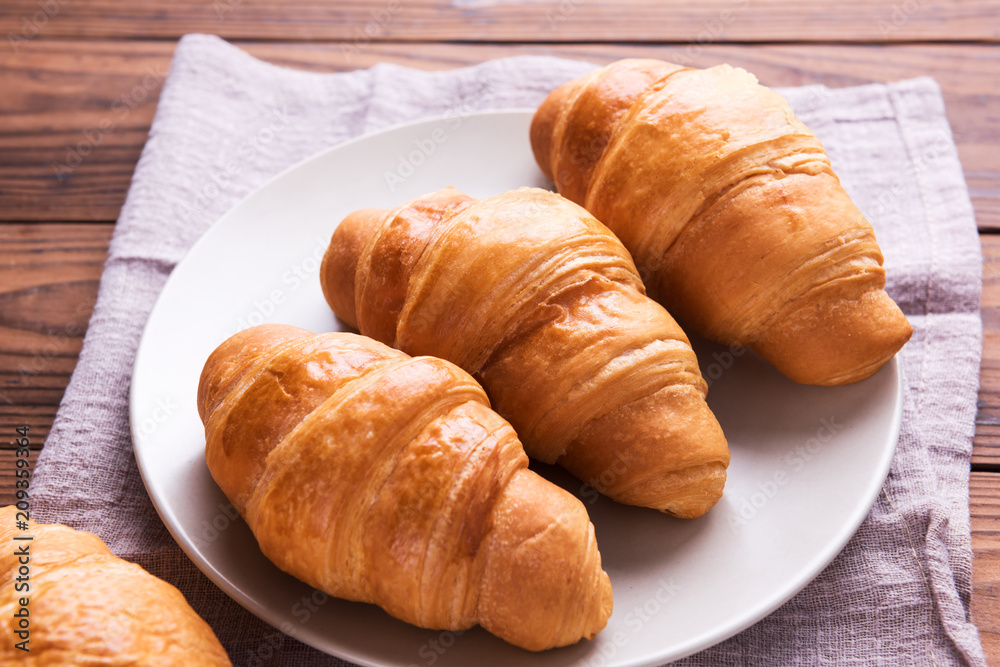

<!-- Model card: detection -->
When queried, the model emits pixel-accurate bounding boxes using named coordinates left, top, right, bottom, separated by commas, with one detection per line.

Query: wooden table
left=1, top=1, right=997, bottom=662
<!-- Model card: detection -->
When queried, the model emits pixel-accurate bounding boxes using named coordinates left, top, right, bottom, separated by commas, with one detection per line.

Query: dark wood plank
left=0, top=41, right=169, bottom=223
left=2, top=40, right=997, bottom=228
left=979, top=236, right=1000, bottom=469
left=0, top=223, right=112, bottom=444
left=1, top=0, right=998, bottom=43
left=971, top=471, right=1000, bottom=663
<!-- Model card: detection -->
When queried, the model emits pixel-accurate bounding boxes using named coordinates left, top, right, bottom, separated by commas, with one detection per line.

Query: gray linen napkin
left=31, top=34, right=985, bottom=666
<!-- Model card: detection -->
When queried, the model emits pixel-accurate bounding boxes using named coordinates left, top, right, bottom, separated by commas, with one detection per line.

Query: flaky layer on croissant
left=321, top=187, right=730, bottom=518
left=531, top=59, right=912, bottom=386
left=198, top=324, right=612, bottom=651
left=0, top=506, right=231, bottom=665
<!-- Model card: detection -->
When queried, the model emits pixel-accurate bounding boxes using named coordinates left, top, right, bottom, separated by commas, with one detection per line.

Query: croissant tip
left=198, top=324, right=310, bottom=422
left=752, top=288, right=913, bottom=386
left=531, top=80, right=574, bottom=183
left=324, top=208, right=386, bottom=329
left=621, top=462, right=729, bottom=519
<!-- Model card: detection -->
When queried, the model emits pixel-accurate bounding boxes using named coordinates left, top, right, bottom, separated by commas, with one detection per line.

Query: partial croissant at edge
left=0, top=506, right=232, bottom=665
left=198, top=324, right=612, bottom=652
left=531, top=59, right=913, bottom=386
left=321, top=186, right=730, bottom=518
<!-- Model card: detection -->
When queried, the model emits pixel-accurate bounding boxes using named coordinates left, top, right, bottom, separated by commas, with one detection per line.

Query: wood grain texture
left=2, top=40, right=997, bottom=228
left=0, top=42, right=169, bottom=222
left=0, top=223, right=112, bottom=442
left=1, top=0, right=998, bottom=43
left=979, top=236, right=1000, bottom=469
left=971, top=471, right=1000, bottom=662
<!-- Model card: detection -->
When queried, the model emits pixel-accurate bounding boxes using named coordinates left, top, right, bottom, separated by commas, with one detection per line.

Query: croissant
left=321, top=186, right=729, bottom=518
left=198, top=324, right=612, bottom=651
left=531, top=59, right=912, bottom=386
left=0, top=505, right=231, bottom=665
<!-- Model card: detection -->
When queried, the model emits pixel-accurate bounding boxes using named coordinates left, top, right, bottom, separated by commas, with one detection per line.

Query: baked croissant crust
left=321, top=187, right=730, bottom=518
left=531, top=59, right=913, bottom=386
left=0, top=506, right=231, bottom=665
left=198, top=324, right=612, bottom=652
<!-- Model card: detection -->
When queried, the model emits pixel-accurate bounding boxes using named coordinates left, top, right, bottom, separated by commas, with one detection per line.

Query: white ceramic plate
left=131, top=111, right=903, bottom=667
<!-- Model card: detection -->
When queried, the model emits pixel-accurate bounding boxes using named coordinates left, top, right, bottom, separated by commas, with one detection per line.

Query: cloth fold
left=32, top=34, right=985, bottom=666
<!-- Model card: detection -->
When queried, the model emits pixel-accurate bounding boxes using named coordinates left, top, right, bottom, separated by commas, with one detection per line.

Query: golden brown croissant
left=198, top=324, right=612, bottom=651
left=531, top=59, right=912, bottom=386
left=0, top=505, right=231, bottom=665
left=321, top=187, right=729, bottom=518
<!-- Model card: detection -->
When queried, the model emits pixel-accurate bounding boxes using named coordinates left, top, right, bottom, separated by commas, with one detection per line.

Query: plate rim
left=129, top=109, right=905, bottom=667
